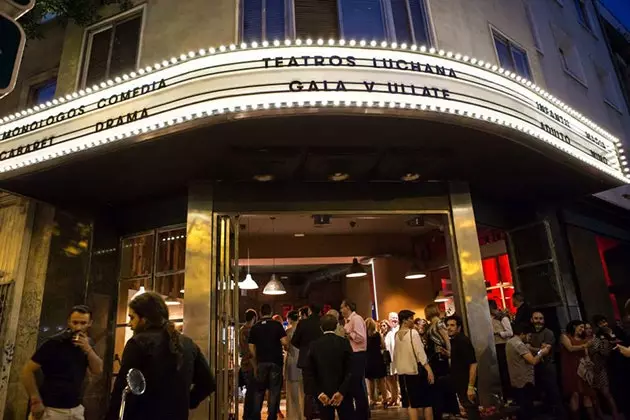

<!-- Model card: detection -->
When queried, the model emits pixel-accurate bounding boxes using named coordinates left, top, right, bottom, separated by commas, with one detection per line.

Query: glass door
left=212, top=215, right=239, bottom=420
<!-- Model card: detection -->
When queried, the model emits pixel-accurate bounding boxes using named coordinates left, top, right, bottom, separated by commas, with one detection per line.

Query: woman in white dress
left=285, top=311, right=304, bottom=419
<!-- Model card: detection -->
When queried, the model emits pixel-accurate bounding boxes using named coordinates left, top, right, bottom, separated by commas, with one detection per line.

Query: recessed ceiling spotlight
left=294, top=233, right=306, bottom=237
left=313, top=215, right=332, bottom=226
left=253, top=174, right=274, bottom=182
left=329, top=172, right=350, bottom=181
left=401, top=173, right=420, bottom=182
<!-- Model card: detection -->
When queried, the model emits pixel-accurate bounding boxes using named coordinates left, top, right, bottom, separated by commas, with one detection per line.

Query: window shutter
left=390, top=0, right=412, bottom=44
left=294, top=0, right=340, bottom=40
left=266, top=0, right=286, bottom=41
left=339, top=0, right=386, bottom=41
left=110, top=16, right=142, bottom=78
left=85, top=29, right=112, bottom=87
left=243, top=0, right=263, bottom=42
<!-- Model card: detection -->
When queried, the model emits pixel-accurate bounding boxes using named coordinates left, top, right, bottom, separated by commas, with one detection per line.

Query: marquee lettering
left=95, top=108, right=149, bottom=133
left=0, top=136, right=54, bottom=161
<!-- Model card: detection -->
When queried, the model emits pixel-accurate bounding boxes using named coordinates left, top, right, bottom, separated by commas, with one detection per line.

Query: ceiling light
left=180, top=289, right=184, bottom=294
left=401, top=173, right=420, bottom=182
left=313, top=215, right=332, bottom=226
left=434, top=290, right=450, bottom=303
left=294, top=233, right=305, bottom=237
left=253, top=174, right=274, bottom=182
left=346, top=258, right=368, bottom=278
left=329, top=172, right=350, bottom=181
left=263, top=274, right=287, bottom=295
left=132, top=286, right=146, bottom=299
left=405, top=264, right=427, bottom=279
left=239, top=273, right=259, bottom=290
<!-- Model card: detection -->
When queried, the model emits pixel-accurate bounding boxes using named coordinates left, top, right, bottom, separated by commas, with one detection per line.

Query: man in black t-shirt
left=445, top=315, right=480, bottom=420
left=22, top=305, right=103, bottom=420
left=248, top=304, right=289, bottom=420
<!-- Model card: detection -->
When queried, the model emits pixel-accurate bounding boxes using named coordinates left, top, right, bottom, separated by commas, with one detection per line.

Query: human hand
left=73, top=332, right=91, bottom=353
left=331, top=392, right=344, bottom=406
left=30, top=397, right=45, bottom=419
left=618, top=345, right=630, bottom=358
left=426, top=369, right=435, bottom=385
left=540, top=345, right=551, bottom=356
left=318, top=393, right=331, bottom=406
left=467, top=386, right=476, bottom=403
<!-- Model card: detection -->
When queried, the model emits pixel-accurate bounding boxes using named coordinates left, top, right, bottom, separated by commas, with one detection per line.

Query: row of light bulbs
left=1, top=92, right=625, bottom=179
left=0, top=38, right=622, bottom=147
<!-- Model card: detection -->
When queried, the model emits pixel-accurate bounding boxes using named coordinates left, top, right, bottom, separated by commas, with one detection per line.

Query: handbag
left=577, top=350, right=594, bottom=386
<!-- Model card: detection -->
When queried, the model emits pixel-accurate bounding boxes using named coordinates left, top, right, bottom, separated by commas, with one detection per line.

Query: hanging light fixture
left=263, top=273, right=287, bottom=295
left=346, top=258, right=367, bottom=278
left=239, top=220, right=259, bottom=290
left=434, top=290, right=450, bottom=303
left=262, top=217, right=286, bottom=295
left=131, top=286, right=146, bottom=299
left=405, top=263, right=427, bottom=279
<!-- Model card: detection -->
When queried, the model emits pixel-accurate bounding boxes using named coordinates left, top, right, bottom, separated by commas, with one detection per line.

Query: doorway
left=217, top=211, right=460, bottom=420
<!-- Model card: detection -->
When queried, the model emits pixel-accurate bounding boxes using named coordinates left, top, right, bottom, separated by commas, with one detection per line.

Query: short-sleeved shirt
left=32, top=331, right=91, bottom=408
left=529, top=328, right=555, bottom=364
left=449, top=332, right=477, bottom=390
left=239, top=324, right=254, bottom=372
left=506, top=336, right=534, bottom=388
left=248, top=317, right=287, bottom=367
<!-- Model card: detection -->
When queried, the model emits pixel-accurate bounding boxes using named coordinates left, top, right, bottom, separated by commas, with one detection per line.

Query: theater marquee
left=0, top=42, right=627, bottom=181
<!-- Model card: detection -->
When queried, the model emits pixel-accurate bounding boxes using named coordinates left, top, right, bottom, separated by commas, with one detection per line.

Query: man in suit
left=291, top=303, right=323, bottom=420
left=303, top=314, right=353, bottom=420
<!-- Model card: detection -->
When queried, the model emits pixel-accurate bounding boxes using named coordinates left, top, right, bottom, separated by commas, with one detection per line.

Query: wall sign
left=0, top=45, right=625, bottom=181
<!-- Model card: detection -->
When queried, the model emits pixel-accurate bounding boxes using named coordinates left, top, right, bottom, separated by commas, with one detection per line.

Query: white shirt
left=385, top=325, right=399, bottom=373
left=393, top=328, right=428, bottom=375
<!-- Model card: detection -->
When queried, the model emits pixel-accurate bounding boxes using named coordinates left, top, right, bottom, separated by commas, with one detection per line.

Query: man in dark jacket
left=303, top=314, right=353, bottom=420
left=513, top=293, right=532, bottom=327
left=291, top=303, right=323, bottom=420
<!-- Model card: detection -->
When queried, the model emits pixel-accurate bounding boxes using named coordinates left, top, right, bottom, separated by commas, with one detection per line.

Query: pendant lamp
left=239, top=223, right=259, bottom=290
left=405, top=263, right=427, bottom=279
left=132, top=286, right=146, bottom=300
left=263, top=273, right=287, bottom=295
left=434, top=290, right=450, bottom=303
left=346, top=258, right=367, bottom=278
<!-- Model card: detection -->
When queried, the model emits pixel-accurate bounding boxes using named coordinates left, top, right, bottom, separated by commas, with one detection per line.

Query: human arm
left=344, top=315, right=366, bottom=346
left=21, top=360, right=44, bottom=418
left=248, top=344, right=257, bottom=375
left=291, top=322, right=302, bottom=349
left=280, top=324, right=289, bottom=350
left=411, top=330, right=434, bottom=384
left=498, top=317, right=513, bottom=339
left=617, top=345, right=630, bottom=358
left=521, top=343, right=550, bottom=366
left=438, top=325, right=451, bottom=356
left=190, top=346, right=215, bottom=408
left=331, top=340, right=354, bottom=407
left=560, top=334, right=588, bottom=352
left=74, top=334, right=103, bottom=375
left=467, top=363, right=478, bottom=402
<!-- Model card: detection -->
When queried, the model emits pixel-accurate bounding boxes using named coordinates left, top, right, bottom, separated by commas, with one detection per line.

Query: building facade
left=0, top=1, right=629, bottom=419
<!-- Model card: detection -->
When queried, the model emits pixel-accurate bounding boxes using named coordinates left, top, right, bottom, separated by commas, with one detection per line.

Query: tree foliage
left=21, top=0, right=133, bottom=39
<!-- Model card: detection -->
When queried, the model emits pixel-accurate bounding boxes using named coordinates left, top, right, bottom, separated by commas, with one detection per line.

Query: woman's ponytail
left=165, top=320, right=184, bottom=370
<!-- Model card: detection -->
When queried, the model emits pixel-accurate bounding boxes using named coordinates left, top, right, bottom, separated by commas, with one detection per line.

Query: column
left=183, top=183, right=214, bottom=420
left=448, top=182, right=501, bottom=406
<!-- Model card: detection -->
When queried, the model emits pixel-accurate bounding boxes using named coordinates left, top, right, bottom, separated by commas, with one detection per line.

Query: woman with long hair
left=394, top=310, right=434, bottom=420
left=379, top=319, right=397, bottom=407
left=425, top=303, right=458, bottom=419
left=365, top=318, right=389, bottom=409
left=560, top=320, right=596, bottom=420
left=107, top=292, right=214, bottom=420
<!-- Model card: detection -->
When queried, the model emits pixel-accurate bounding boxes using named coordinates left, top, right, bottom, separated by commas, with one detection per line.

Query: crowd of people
left=240, top=301, right=480, bottom=420
left=16, top=288, right=630, bottom=420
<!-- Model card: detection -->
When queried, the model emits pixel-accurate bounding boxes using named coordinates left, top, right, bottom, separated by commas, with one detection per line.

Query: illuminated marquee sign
left=0, top=43, right=626, bottom=182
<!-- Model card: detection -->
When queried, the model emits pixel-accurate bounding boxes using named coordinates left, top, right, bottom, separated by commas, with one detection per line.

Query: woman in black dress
left=365, top=318, right=389, bottom=408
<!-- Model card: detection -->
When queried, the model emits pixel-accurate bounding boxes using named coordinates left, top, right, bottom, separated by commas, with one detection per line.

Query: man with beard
left=383, top=312, right=400, bottom=405
left=528, top=311, right=564, bottom=419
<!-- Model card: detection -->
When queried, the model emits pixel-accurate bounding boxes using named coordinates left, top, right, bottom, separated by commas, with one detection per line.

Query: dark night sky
left=600, top=0, right=630, bottom=31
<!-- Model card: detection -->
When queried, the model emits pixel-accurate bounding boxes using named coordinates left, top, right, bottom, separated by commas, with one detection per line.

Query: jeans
left=253, top=363, right=283, bottom=420
left=349, top=352, right=369, bottom=419
left=513, top=383, right=535, bottom=420
left=534, top=363, right=565, bottom=418
left=242, top=369, right=257, bottom=420
left=317, top=398, right=354, bottom=420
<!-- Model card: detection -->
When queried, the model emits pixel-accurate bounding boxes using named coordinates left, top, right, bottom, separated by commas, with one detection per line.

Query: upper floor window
left=492, top=31, right=532, bottom=80
left=294, top=0, right=339, bottom=39
left=242, top=0, right=292, bottom=42
left=27, top=78, right=56, bottom=107
left=81, top=12, right=143, bottom=88
left=339, top=0, right=386, bottom=41
left=574, top=0, right=591, bottom=30
left=385, top=0, right=431, bottom=46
